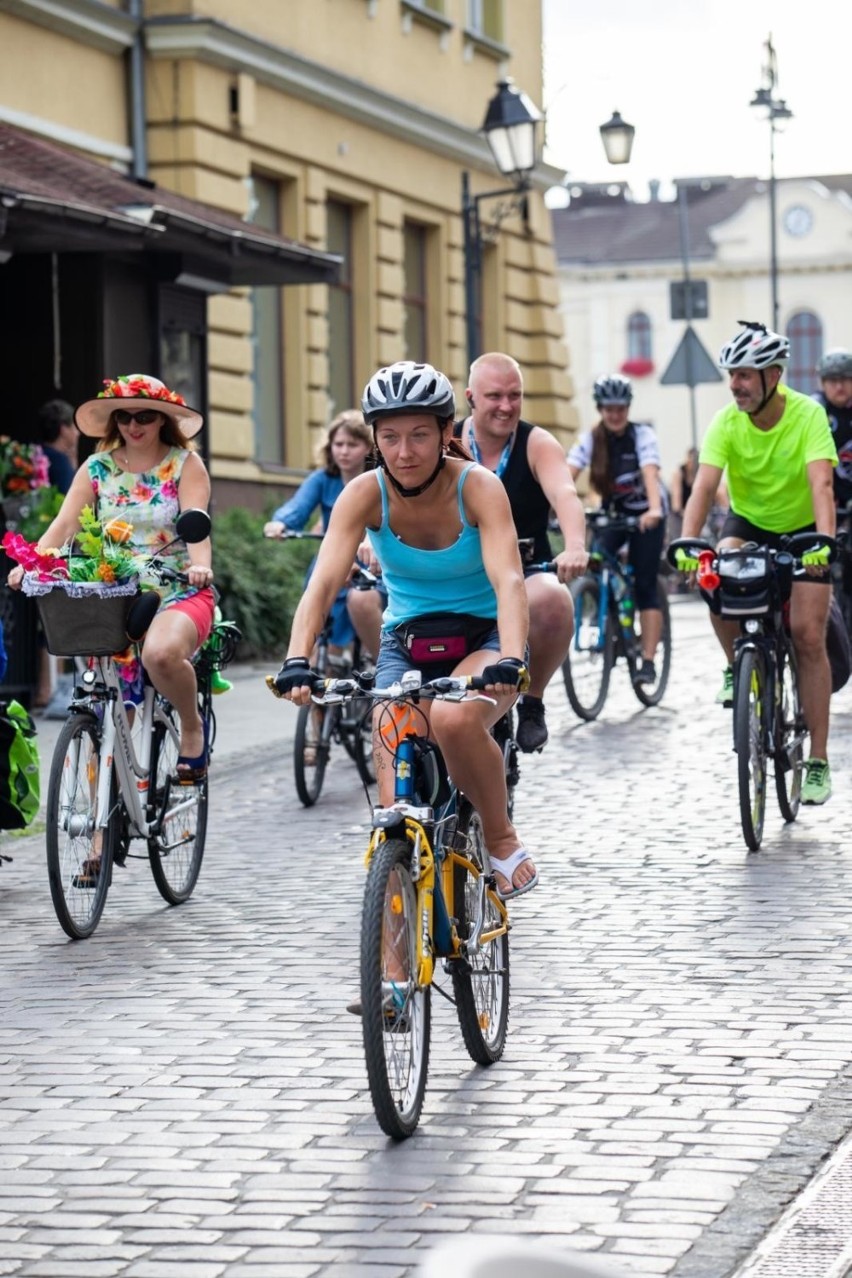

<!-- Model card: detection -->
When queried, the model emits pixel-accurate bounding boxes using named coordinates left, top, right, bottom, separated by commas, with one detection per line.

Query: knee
left=528, top=587, right=572, bottom=634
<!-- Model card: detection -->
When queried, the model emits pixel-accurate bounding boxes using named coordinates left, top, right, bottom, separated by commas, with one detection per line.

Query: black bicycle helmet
left=816, top=348, right=852, bottom=379
left=361, top=361, right=455, bottom=425
left=593, top=375, right=633, bottom=406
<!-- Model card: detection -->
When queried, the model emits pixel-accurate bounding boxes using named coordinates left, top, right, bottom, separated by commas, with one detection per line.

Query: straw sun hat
left=74, top=374, right=203, bottom=439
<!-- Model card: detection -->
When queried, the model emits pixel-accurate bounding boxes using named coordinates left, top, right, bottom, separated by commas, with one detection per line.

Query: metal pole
left=769, top=115, right=779, bottom=330
left=677, top=185, right=698, bottom=452
left=461, top=171, right=481, bottom=371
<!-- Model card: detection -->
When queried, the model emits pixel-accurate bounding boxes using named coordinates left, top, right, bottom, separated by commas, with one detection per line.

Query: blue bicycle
left=562, top=511, right=672, bottom=721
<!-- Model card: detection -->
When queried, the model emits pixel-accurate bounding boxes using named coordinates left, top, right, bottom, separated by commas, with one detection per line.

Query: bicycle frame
left=74, top=657, right=182, bottom=840
left=366, top=733, right=507, bottom=988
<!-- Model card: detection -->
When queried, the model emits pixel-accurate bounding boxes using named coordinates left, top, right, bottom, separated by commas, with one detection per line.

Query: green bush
left=211, top=508, right=315, bottom=658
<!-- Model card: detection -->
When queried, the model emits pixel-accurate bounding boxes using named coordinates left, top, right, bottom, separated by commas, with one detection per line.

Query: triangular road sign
left=660, top=325, right=722, bottom=387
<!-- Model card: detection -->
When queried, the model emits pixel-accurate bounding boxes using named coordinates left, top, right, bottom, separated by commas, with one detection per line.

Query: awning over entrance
left=0, top=122, right=340, bottom=288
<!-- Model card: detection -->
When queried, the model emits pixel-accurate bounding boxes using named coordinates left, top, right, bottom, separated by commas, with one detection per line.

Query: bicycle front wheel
left=562, top=576, right=614, bottom=721
left=148, top=706, right=208, bottom=904
left=774, top=643, right=804, bottom=823
left=294, top=702, right=333, bottom=806
left=46, top=713, right=117, bottom=940
left=631, top=578, right=672, bottom=707
left=360, top=837, right=430, bottom=1140
left=451, top=804, right=510, bottom=1065
left=735, top=649, right=767, bottom=851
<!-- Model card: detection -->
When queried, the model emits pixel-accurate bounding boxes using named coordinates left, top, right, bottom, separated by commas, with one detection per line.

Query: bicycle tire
left=451, top=803, right=510, bottom=1065
left=360, top=836, right=430, bottom=1140
left=735, top=648, right=767, bottom=851
left=631, top=578, right=672, bottom=707
left=562, top=575, right=614, bottom=721
left=46, top=713, right=117, bottom=940
left=148, top=705, right=208, bottom=905
left=491, top=710, right=519, bottom=820
left=774, top=642, right=804, bottom=823
left=293, top=701, right=333, bottom=806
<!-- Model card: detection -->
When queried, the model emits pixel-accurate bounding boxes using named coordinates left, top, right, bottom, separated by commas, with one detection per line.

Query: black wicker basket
left=32, top=583, right=139, bottom=657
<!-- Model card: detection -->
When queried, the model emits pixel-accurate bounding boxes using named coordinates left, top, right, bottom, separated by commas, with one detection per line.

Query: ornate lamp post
left=461, top=78, right=542, bottom=369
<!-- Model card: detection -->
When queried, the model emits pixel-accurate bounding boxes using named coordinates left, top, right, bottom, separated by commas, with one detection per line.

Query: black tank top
left=454, top=418, right=552, bottom=562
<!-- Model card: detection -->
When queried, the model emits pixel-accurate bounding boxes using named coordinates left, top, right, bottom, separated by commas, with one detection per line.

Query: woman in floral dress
left=6, top=374, right=214, bottom=783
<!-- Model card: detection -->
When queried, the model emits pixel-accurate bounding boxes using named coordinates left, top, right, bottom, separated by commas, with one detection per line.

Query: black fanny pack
left=394, top=612, right=495, bottom=664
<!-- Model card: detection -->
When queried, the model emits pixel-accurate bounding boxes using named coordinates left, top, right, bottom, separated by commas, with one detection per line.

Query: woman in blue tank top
left=271, top=361, right=538, bottom=901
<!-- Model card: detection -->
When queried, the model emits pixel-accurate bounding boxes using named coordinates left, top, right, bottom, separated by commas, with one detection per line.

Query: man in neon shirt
left=682, top=322, right=837, bottom=804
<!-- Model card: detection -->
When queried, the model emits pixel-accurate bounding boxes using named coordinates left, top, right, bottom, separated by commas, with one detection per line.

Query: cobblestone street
left=3, top=597, right=852, bottom=1277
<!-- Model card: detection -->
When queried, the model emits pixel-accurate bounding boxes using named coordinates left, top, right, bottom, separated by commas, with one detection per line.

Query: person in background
left=669, top=446, right=698, bottom=543
left=455, top=352, right=588, bottom=753
left=263, top=409, right=383, bottom=661
left=812, top=348, right=852, bottom=512
left=567, top=375, right=667, bottom=684
left=36, top=399, right=78, bottom=495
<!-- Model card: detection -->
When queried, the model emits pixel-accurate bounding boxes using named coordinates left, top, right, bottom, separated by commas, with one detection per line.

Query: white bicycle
left=26, top=509, right=236, bottom=939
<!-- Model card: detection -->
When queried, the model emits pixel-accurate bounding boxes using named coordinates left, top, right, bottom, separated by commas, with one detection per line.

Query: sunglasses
left=114, top=409, right=162, bottom=425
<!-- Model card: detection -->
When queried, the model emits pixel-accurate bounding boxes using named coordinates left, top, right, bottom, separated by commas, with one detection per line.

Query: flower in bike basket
left=1, top=530, right=68, bottom=579
left=65, top=506, right=138, bottom=584
left=103, top=517, right=133, bottom=544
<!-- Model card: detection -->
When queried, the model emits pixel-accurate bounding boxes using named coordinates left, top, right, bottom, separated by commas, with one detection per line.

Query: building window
left=327, top=200, right=355, bottom=416
left=403, top=221, right=428, bottom=362
left=627, top=311, right=652, bottom=361
left=247, top=174, right=284, bottom=464
left=787, top=310, right=822, bottom=394
left=468, top=0, right=503, bottom=42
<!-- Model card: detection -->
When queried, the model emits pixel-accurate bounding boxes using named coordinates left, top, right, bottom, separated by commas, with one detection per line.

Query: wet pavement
left=2, top=597, right=852, bottom=1277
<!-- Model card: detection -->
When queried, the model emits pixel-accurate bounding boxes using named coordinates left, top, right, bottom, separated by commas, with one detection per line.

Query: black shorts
left=720, top=512, right=815, bottom=552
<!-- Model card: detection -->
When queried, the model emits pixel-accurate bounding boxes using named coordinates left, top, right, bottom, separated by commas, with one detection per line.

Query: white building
left=552, top=173, right=852, bottom=479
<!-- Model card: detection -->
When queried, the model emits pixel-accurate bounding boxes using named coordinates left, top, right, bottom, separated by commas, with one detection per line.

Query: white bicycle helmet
left=593, top=375, right=633, bottom=406
left=719, top=322, right=790, bottom=370
left=816, top=348, right=852, bottom=379
left=361, top=361, right=455, bottom=425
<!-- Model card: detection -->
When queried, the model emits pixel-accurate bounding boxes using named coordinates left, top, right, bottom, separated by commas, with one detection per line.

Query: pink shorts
left=165, top=588, right=216, bottom=648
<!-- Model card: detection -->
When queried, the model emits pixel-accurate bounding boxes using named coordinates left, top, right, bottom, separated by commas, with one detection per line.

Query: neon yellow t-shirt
left=700, top=386, right=837, bottom=532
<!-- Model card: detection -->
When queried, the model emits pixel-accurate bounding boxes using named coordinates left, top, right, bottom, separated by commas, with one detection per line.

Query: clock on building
left=783, top=204, right=813, bottom=237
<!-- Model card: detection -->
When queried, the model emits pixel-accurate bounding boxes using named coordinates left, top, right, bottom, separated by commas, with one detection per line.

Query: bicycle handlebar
left=585, top=510, right=641, bottom=532
left=667, top=533, right=838, bottom=573
left=267, top=669, right=498, bottom=705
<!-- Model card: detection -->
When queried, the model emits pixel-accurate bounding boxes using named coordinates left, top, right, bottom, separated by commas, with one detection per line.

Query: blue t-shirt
left=271, top=469, right=343, bottom=531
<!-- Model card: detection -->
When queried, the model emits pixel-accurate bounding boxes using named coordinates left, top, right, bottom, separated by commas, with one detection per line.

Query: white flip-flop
left=489, top=847, right=539, bottom=900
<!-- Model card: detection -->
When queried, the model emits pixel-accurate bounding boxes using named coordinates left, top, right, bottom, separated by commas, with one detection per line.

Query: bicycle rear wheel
left=451, top=804, right=510, bottom=1065
left=148, top=705, right=208, bottom=904
left=631, top=578, right=672, bottom=707
left=294, top=702, right=333, bottom=806
left=342, top=698, right=376, bottom=787
left=774, top=643, right=804, bottom=823
left=46, top=713, right=117, bottom=940
left=360, top=837, right=430, bottom=1140
left=562, top=576, right=614, bottom=721
left=735, top=648, right=767, bottom=851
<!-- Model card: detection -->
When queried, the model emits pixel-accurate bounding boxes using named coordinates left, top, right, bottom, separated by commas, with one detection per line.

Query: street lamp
left=750, top=34, right=793, bottom=330
left=599, top=110, right=635, bottom=166
left=462, top=78, right=542, bottom=369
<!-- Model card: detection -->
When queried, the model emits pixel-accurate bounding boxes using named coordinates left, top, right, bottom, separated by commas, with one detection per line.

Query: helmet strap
left=751, top=369, right=779, bottom=417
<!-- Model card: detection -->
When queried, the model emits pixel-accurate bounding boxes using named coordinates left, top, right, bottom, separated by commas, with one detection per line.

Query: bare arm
left=35, top=464, right=97, bottom=551
left=681, top=464, right=724, bottom=540
left=464, top=469, right=529, bottom=660
left=528, top=429, right=588, bottom=581
left=179, top=451, right=213, bottom=575
left=807, top=459, right=836, bottom=537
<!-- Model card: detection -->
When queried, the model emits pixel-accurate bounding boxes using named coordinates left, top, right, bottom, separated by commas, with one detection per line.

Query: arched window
left=628, top=311, right=652, bottom=360
left=787, top=311, right=822, bottom=394
left=622, top=310, right=653, bottom=376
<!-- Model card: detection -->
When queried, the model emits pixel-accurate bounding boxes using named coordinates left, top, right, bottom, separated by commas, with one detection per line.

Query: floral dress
left=87, top=447, right=196, bottom=606
left=87, top=447, right=200, bottom=702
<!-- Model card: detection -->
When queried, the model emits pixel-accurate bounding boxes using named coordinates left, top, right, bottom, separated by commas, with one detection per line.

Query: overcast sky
left=541, top=0, right=846, bottom=202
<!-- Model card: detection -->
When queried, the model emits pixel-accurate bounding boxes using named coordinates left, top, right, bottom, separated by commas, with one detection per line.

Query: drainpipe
left=128, top=0, right=148, bottom=182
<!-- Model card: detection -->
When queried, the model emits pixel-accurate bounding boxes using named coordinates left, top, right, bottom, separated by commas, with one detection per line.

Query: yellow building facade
left=0, top=0, right=576, bottom=507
